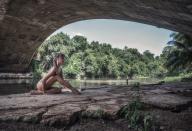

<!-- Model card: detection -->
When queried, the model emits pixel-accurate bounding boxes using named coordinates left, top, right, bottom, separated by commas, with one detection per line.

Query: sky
left=49, top=19, right=174, bottom=56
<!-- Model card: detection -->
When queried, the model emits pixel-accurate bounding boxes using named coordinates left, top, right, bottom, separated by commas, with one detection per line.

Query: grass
left=81, top=108, right=107, bottom=119
left=163, top=73, right=192, bottom=83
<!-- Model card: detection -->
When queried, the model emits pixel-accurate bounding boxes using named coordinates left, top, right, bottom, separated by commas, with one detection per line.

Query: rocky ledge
left=0, top=82, right=192, bottom=131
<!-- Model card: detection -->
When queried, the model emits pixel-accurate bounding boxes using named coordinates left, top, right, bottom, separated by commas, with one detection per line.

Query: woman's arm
left=59, top=68, right=64, bottom=79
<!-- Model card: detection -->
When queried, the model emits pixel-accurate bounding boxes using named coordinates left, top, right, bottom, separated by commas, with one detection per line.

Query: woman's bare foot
left=44, top=88, right=62, bottom=94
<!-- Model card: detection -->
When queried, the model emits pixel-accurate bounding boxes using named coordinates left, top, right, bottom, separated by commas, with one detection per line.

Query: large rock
left=40, top=104, right=82, bottom=127
left=0, top=82, right=192, bottom=129
left=141, top=93, right=192, bottom=111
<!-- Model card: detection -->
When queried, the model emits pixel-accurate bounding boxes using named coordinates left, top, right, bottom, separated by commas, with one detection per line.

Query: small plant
left=118, top=81, right=154, bottom=131
left=133, top=82, right=140, bottom=87
left=92, top=109, right=105, bottom=118
left=157, top=80, right=165, bottom=85
left=131, top=82, right=141, bottom=91
left=118, top=98, right=143, bottom=130
left=81, top=108, right=106, bottom=119
left=143, top=113, right=153, bottom=131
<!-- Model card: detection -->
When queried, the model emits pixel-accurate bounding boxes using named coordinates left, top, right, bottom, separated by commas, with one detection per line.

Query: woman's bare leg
left=44, top=76, right=57, bottom=90
left=31, top=88, right=61, bottom=95
left=30, top=79, right=46, bottom=95
left=30, top=76, right=57, bottom=95
left=44, top=88, right=62, bottom=94
left=55, top=75, right=81, bottom=94
left=44, top=75, right=80, bottom=94
left=42, top=76, right=62, bottom=94
left=31, top=75, right=80, bottom=95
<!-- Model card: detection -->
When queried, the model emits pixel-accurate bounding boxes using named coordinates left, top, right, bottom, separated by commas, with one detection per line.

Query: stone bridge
left=0, top=0, right=192, bottom=72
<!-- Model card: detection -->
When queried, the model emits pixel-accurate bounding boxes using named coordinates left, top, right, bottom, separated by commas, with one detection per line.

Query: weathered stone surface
left=0, top=108, right=46, bottom=123
left=0, top=0, right=192, bottom=72
left=41, top=104, right=82, bottom=127
left=141, top=93, right=192, bottom=111
left=0, top=82, right=192, bottom=130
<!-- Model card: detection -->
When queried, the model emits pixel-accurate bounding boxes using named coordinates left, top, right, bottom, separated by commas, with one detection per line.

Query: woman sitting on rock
left=30, top=53, right=81, bottom=95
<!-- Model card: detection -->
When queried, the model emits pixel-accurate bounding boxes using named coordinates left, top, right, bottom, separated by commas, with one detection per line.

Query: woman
left=30, top=53, right=81, bottom=95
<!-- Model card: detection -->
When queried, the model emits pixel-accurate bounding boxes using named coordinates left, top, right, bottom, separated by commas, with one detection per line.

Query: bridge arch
left=0, top=0, right=192, bottom=72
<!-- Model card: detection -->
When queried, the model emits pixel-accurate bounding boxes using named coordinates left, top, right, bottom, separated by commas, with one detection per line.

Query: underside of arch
left=0, top=0, right=192, bottom=73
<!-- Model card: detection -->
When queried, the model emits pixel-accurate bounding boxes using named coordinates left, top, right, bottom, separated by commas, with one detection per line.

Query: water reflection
left=0, top=79, right=33, bottom=95
left=49, top=77, right=161, bottom=89
left=0, top=83, right=32, bottom=95
left=0, top=78, right=161, bottom=95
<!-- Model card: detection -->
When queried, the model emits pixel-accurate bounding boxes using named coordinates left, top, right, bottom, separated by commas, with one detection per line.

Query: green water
left=0, top=77, right=161, bottom=95
left=53, top=77, right=162, bottom=89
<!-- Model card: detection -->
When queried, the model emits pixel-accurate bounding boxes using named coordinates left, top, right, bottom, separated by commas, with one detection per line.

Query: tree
left=63, top=52, right=83, bottom=78
left=31, top=32, right=168, bottom=79
left=72, top=35, right=88, bottom=51
left=143, top=50, right=154, bottom=63
left=165, top=33, right=192, bottom=72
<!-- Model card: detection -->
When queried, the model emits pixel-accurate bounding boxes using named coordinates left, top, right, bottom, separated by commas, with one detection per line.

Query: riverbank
left=0, top=82, right=192, bottom=131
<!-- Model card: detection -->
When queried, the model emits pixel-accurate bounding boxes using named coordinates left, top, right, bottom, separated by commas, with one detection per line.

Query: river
left=0, top=77, right=161, bottom=95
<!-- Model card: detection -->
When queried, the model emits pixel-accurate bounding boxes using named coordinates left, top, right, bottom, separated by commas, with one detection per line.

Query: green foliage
left=118, top=82, right=154, bottom=131
left=163, top=72, right=192, bottom=83
left=81, top=108, right=107, bottom=119
left=30, top=32, right=192, bottom=81
left=119, top=103, right=154, bottom=131
left=30, top=59, right=43, bottom=88
left=118, top=98, right=145, bottom=130
left=143, top=113, right=153, bottom=131
left=131, top=82, right=141, bottom=91
left=164, top=32, right=192, bottom=73
left=30, top=32, right=170, bottom=79
left=133, top=82, right=140, bottom=87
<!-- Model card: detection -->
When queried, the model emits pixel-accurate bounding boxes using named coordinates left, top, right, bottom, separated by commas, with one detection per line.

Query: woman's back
left=41, top=66, right=62, bottom=79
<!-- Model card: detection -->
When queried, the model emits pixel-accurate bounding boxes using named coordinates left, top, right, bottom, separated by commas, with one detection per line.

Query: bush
left=131, top=82, right=141, bottom=91
left=118, top=81, right=154, bottom=131
left=118, top=98, right=143, bottom=130
left=143, top=113, right=153, bottom=131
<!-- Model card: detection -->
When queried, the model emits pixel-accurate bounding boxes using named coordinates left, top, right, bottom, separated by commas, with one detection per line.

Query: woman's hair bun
left=53, top=53, right=65, bottom=67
